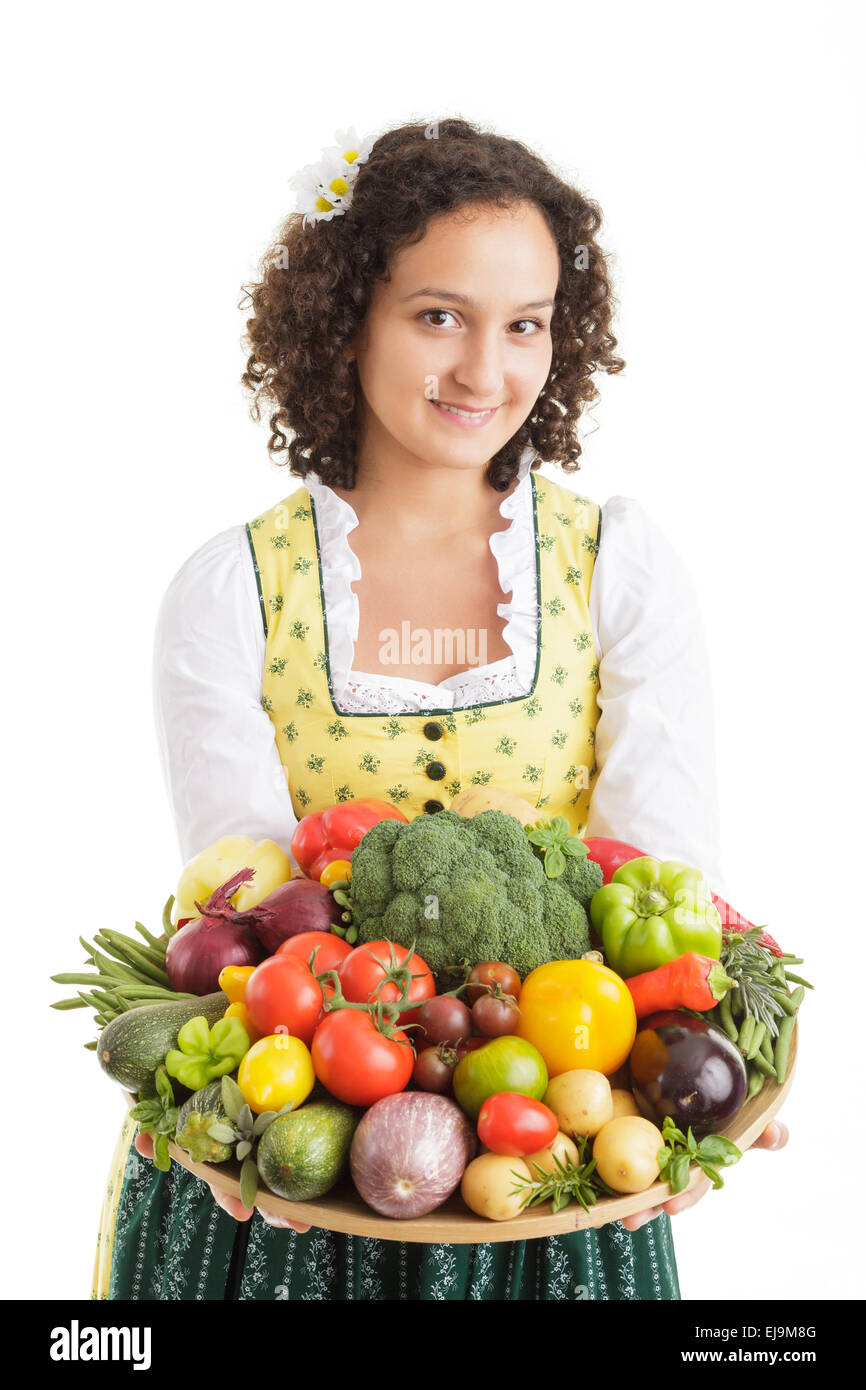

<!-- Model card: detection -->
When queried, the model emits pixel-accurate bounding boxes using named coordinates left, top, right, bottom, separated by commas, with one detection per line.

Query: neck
left=334, top=413, right=522, bottom=544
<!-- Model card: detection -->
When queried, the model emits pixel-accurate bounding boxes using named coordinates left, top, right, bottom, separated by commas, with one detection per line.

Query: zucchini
left=98, top=991, right=227, bottom=1094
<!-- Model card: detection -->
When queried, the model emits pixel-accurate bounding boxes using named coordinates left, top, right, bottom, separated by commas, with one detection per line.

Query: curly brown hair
left=239, top=118, right=624, bottom=492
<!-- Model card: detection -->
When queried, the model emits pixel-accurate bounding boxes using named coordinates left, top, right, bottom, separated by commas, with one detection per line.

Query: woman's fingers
left=258, top=1211, right=312, bottom=1234
left=134, top=1133, right=154, bottom=1161
left=211, top=1185, right=255, bottom=1222
left=750, top=1120, right=789, bottom=1151
left=620, top=1204, right=665, bottom=1232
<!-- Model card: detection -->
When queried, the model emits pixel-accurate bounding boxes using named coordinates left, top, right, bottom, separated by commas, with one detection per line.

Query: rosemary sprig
left=509, top=1137, right=615, bottom=1214
left=720, top=927, right=789, bottom=1036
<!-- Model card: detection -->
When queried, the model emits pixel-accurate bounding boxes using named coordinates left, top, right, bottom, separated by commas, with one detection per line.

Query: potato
left=461, top=1153, right=533, bottom=1221
left=610, top=1088, right=640, bottom=1119
left=543, top=1069, right=613, bottom=1138
left=522, top=1131, right=580, bottom=1176
left=592, top=1116, right=663, bottom=1193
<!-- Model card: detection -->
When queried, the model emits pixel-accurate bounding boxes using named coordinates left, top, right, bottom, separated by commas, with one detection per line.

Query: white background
left=4, top=0, right=864, bottom=1301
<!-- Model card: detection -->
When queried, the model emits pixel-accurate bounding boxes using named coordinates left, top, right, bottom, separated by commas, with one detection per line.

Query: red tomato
left=477, top=1092, right=559, bottom=1157
left=277, top=931, right=353, bottom=975
left=311, top=1011, right=414, bottom=1106
left=245, top=955, right=329, bottom=1046
left=339, top=940, right=435, bottom=1023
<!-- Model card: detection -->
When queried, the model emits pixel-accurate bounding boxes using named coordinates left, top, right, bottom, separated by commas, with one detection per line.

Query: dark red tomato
left=416, top=995, right=472, bottom=1047
left=277, top=930, right=352, bottom=976
left=339, top=940, right=435, bottom=1023
left=466, top=961, right=522, bottom=1005
left=245, top=955, right=328, bottom=1045
left=472, top=993, right=521, bottom=1038
left=412, top=1045, right=458, bottom=1094
left=455, top=1037, right=489, bottom=1061
left=477, top=1092, right=559, bottom=1157
left=312, top=1010, right=414, bottom=1106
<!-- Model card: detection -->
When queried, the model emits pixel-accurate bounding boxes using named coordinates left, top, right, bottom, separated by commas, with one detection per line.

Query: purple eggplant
left=628, top=1011, right=747, bottom=1135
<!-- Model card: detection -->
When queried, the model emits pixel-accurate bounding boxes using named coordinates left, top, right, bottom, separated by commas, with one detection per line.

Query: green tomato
left=453, top=1036, right=549, bottom=1120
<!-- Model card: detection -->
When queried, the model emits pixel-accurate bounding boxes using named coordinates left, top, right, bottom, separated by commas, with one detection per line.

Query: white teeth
left=436, top=402, right=493, bottom=418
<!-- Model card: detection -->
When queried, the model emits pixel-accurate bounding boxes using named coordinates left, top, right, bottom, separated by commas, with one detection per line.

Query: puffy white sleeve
left=152, top=525, right=300, bottom=865
left=585, top=497, right=727, bottom=897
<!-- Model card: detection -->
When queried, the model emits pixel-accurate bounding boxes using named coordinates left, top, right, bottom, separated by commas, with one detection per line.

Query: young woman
left=93, top=118, right=786, bottom=1301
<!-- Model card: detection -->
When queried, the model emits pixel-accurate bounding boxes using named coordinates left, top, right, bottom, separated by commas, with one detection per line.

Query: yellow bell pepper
left=174, top=835, right=292, bottom=924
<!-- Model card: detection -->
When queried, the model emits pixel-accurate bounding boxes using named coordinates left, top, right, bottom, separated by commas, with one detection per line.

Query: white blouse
left=153, top=449, right=727, bottom=895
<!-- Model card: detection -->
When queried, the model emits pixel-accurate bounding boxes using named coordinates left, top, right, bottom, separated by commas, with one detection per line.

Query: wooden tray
left=125, top=1028, right=795, bottom=1243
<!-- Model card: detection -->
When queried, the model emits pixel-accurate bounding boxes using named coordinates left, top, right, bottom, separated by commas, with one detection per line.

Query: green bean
left=782, top=972, right=813, bottom=989
left=51, top=972, right=128, bottom=988
left=773, top=1015, right=796, bottom=1084
left=777, top=954, right=804, bottom=965
left=90, top=949, right=142, bottom=984
left=768, top=987, right=799, bottom=1015
left=96, top=933, right=170, bottom=986
left=738, top=1016, right=756, bottom=1056
left=134, top=920, right=166, bottom=953
left=746, top=1020, right=766, bottom=1060
left=746, top=1067, right=766, bottom=1101
left=751, top=1051, right=777, bottom=1078
left=760, top=1030, right=775, bottom=1064
left=101, top=929, right=168, bottom=970
left=770, top=962, right=788, bottom=986
left=50, top=997, right=89, bottom=1011
left=83, top=1040, right=98, bottom=1051
left=718, top=992, right=738, bottom=1040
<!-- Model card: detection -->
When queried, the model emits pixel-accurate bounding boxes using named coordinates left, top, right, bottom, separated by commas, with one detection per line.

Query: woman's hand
left=618, top=1119, right=789, bottom=1232
left=133, top=1133, right=311, bottom=1234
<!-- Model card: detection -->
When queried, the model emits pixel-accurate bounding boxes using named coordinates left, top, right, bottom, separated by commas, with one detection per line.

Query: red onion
left=165, top=868, right=265, bottom=995
left=247, top=877, right=343, bottom=955
left=350, top=1092, right=476, bottom=1219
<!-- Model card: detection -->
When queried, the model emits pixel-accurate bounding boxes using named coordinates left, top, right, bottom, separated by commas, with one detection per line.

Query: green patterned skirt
left=94, top=1117, right=680, bottom=1301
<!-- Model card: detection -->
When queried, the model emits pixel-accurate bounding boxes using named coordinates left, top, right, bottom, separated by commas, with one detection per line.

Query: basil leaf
left=697, top=1136, right=742, bottom=1167
left=669, top=1153, right=692, bottom=1195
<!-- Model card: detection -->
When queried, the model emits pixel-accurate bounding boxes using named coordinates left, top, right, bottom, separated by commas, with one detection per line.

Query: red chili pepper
left=583, top=836, right=784, bottom=955
left=626, top=952, right=737, bottom=1018
left=290, top=799, right=409, bottom=880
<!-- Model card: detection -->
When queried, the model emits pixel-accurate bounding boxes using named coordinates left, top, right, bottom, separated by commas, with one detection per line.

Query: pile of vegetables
left=51, top=794, right=808, bottom=1225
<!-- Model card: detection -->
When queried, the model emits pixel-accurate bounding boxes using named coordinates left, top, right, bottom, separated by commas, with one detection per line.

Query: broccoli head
left=350, top=808, right=591, bottom=981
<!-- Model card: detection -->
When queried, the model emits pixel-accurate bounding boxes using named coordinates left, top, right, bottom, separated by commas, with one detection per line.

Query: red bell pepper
left=583, top=836, right=783, bottom=956
left=291, top=798, right=409, bottom=880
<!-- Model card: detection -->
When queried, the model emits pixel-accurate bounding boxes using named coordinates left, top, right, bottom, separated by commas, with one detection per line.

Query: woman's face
left=349, top=200, right=560, bottom=477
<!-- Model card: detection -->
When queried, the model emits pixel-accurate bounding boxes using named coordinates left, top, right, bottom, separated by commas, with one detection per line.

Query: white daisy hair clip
left=288, top=127, right=377, bottom=228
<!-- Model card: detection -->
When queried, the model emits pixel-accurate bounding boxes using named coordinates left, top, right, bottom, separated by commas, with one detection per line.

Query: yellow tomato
left=218, top=965, right=256, bottom=1005
left=320, top=859, right=352, bottom=888
left=223, top=1000, right=262, bottom=1045
left=516, top=960, right=637, bottom=1077
left=237, top=1034, right=315, bottom=1115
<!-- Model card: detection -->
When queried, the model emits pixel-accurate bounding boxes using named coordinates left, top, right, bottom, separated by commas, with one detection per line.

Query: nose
left=451, top=328, right=506, bottom=402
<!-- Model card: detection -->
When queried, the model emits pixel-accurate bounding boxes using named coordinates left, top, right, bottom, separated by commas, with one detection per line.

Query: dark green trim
left=245, top=522, right=268, bottom=640
left=309, top=474, right=545, bottom=719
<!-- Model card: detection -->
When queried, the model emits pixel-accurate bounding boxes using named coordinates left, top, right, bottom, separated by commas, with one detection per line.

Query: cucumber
left=175, top=1079, right=235, bottom=1163
left=257, top=1101, right=359, bottom=1202
left=98, top=991, right=227, bottom=1094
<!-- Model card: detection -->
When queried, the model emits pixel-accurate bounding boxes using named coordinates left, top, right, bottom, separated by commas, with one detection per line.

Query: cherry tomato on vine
left=415, top=995, right=472, bottom=1047
left=245, top=955, right=329, bottom=1046
left=466, top=961, right=522, bottom=1005
left=413, top=1044, right=458, bottom=1094
left=339, top=940, right=435, bottom=1023
left=277, top=930, right=352, bottom=976
left=311, top=1010, right=414, bottom=1106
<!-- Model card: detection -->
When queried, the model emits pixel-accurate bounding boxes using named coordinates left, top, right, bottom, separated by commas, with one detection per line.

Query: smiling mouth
left=430, top=399, right=500, bottom=422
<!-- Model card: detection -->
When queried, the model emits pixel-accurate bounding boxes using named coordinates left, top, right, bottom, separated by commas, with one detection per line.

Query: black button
left=423, top=721, right=444, bottom=741
left=426, top=761, right=446, bottom=781
left=424, top=799, right=444, bottom=814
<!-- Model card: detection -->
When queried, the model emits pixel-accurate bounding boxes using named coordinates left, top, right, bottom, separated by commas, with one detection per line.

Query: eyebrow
left=400, top=287, right=555, bottom=312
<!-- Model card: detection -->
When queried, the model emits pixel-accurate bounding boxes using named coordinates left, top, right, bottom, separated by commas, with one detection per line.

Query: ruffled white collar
left=304, top=445, right=539, bottom=703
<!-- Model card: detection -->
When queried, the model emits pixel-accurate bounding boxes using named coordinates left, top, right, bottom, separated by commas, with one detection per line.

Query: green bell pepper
left=590, top=856, right=722, bottom=978
left=164, top=1015, right=249, bottom=1091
